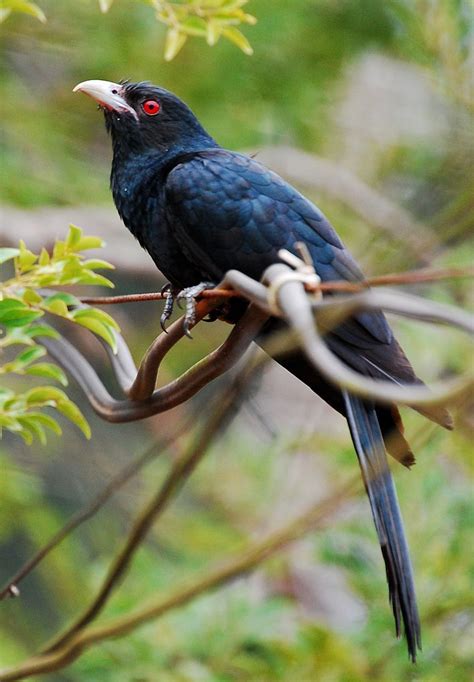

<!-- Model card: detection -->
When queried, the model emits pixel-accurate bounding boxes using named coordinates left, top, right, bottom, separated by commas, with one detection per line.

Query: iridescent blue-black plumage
left=88, top=79, right=452, bottom=660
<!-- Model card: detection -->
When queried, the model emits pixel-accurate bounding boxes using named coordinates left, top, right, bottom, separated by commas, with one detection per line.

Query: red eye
left=142, top=100, right=160, bottom=116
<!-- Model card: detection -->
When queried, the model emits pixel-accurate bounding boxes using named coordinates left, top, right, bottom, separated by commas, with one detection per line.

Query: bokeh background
left=0, top=1, right=473, bottom=680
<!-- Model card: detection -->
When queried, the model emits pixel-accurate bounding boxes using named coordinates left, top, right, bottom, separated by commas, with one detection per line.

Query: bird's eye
left=142, top=100, right=161, bottom=116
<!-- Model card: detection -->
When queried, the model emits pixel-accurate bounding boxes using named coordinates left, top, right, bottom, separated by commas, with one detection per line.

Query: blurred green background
left=0, top=1, right=473, bottom=680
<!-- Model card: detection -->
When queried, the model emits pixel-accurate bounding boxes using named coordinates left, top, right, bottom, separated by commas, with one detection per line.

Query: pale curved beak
left=73, top=79, right=138, bottom=119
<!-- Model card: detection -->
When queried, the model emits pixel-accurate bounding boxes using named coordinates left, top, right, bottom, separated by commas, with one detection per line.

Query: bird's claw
left=176, top=282, right=215, bottom=339
left=160, top=283, right=175, bottom=333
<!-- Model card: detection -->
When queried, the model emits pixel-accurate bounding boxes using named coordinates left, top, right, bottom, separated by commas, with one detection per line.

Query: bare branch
left=0, top=477, right=359, bottom=681
left=0, top=417, right=194, bottom=602
left=39, top=370, right=251, bottom=656
left=79, top=266, right=474, bottom=306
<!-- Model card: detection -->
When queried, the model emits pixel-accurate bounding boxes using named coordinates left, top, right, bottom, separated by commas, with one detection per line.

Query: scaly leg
left=177, top=282, right=216, bottom=338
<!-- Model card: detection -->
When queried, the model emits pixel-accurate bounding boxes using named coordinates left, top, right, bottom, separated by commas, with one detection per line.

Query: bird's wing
left=165, top=148, right=392, bottom=347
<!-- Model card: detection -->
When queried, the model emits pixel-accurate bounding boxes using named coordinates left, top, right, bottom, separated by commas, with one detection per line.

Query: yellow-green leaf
left=56, top=399, right=91, bottom=438
left=164, top=29, right=188, bottom=61
left=206, top=19, right=221, bottom=46
left=221, top=26, right=253, bottom=54
left=0, top=1, right=46, bottom=23
left=22, top=288, right=43, bottom=305
left=25, top=362, right=68, bottom=386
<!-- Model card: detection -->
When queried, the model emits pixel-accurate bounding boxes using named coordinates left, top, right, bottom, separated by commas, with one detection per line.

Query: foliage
left=0, top=0, right=256, bottom=60
left=0, top=226, right=118, bottom=444
left=0, top=0, right=45, bottom=24
left=0, top=1, right=472, bottom=680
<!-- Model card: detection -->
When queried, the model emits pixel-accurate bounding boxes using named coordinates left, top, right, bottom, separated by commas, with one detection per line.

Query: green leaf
left=65, top=224, right=83, bottom=249
left=25, top=385, right=68, bottom=406
left=38, top=247, right=50, bottom=266
left=221, top=26, right=253, bottom=54
left=0, top=298, right=25, bottom=311
left=71, top=312, right=118, bottom=351
left=222, top=26, right=253, bottom=55
left=72, top=306, right=119, bottom=330
left=17, top=240, right=37, bottom=272
left=180, top=16, right=208, bottom=37
left=56, top=399, right=91, bottom=438
left=14, top=424, right=34, bottom=444
left=164, top=29, right=188, bottom=61
left=206, top=19, right=221, bottom=46
left=0, top=300, right=43, bottom=328
left=0, top=248, right=20, bottom=264
left=22, top=288, right=43, bottom=305
left=17, top=415, right=47, bottom=445
left=25, top=362, right=68, bottom=386
left=82, top=259, right=115, bottom=271
left=75, top=236, right=106, bottom=252
left=14, top=345, right=46, bottom=366
left=42, top=297, right=70, bottom=317
left=28, top=412, right=62, bottom=435
left=0, top=414, right=22, bottom=430
left=43, top=292, right=79, bottom=307
left=26, top=324, right=59, bottom=340
left=0, top=1, right=46, bottom=23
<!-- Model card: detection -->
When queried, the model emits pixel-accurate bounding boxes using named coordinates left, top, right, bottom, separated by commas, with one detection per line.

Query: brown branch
left=0, top=476, right=360, bottom=681
left=79, top=266, right=474, bottom=306
left=39, top=371, right=249, bottom=656
left=0, top=417, right=194, bottom=602
left=42, top=304, right=268, bottom=420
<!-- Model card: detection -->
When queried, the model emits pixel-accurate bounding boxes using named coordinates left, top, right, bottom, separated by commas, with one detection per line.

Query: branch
left=0, top=415, right=194, bottom=601
left=0, top=476, right=359, bottom=681
left=261, top=261, right=474, bottom=408
left=42, top=303, right=268, bottom=420
left=41, top=261, right=473, bottom=423
left=40, top=369, right=251, bottom=656
left=79, top=266, right=474, bottom=306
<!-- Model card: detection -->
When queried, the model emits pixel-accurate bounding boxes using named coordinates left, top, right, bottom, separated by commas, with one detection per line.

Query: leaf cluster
left=0, top=225, right=119, bottom=445
left=1, top=0, right=256, bottom=61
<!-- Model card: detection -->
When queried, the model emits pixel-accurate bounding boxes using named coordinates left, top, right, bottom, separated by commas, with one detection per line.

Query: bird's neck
left=110, top=139, right=217, bottom=234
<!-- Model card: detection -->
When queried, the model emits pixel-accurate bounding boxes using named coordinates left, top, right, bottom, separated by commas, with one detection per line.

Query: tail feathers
left=413, top=402, right=454, bottom=431
left=343, top=392, right=421, bottom=661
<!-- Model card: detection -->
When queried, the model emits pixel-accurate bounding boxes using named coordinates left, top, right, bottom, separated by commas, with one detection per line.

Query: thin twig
left=0, top=417, right=194, bottom=602
left=0, top=477, right=359, bottom=681
left=40, top=371, right=249, bottom=656
left=79, top=266, right=474, bottom=306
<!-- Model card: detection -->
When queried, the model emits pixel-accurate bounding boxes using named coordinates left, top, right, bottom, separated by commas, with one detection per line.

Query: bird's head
left=73, top=79, right=215, bottom=157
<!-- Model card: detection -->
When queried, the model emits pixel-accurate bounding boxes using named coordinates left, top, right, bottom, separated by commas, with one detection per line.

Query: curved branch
left=43, top=304, right=268, bottom=421
left=263, top=263, right=474, bottom=407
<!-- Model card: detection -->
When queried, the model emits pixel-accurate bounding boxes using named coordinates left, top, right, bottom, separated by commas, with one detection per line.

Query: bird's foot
left=176, top=282, right=216, bottom=338
left=160, top=283, right=178, bottom=333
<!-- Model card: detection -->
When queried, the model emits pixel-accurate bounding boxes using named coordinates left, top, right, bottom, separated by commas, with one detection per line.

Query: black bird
left=74, top=79, right=452, bottom=660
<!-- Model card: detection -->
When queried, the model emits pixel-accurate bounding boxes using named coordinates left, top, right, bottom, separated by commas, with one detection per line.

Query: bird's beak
left=73, top=79, right=138, bottom=120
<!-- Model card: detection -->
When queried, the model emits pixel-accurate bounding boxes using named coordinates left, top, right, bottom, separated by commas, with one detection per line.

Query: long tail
left=343, top=391, right=421, bottom=661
